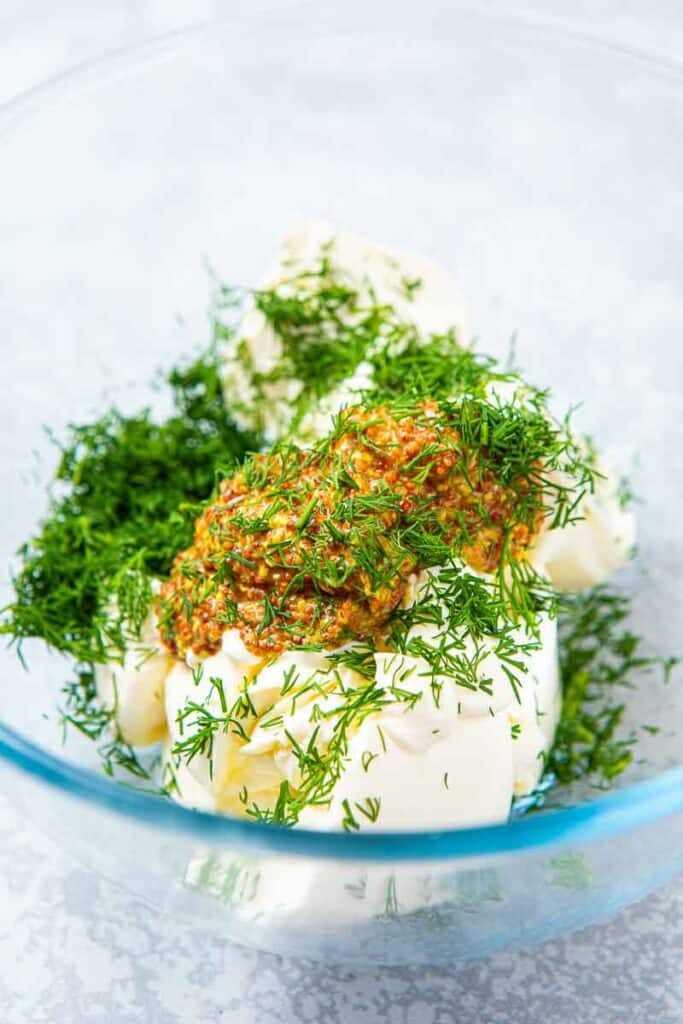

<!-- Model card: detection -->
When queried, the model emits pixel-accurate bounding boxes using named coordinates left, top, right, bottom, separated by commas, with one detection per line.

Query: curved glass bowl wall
left=1, top=7, right=682, bottom=963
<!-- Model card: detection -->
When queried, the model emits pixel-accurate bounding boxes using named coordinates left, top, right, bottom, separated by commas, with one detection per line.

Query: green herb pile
left=549, top=587, right=677, bottom=787
left=2, top=349, right=257, bottom=666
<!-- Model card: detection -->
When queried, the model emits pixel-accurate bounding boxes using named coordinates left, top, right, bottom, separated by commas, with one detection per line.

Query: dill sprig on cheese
left=218, top=250, right=491, bottom=439
left=170, top=656, right=418, bottom=828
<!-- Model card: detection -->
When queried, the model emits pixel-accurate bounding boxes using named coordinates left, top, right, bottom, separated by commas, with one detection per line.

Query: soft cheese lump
left=220, top=221, right=468, bottom=442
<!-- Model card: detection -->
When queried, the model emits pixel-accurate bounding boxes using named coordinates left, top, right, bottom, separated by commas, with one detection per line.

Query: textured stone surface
left=2, top=3, right=683, bottom=1021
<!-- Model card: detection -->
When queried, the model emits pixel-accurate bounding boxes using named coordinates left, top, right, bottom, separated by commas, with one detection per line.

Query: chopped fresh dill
left=546, top=587, right=678, bottom=787
left=1, top=345, right=257, bottom=664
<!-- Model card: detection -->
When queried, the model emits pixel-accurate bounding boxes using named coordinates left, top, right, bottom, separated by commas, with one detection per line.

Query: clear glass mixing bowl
left=2, top=6, right=683, bottom=965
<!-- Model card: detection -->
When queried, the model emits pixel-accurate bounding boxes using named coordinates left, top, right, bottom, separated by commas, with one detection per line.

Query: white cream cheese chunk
left=163, top=646, right=362, bottom=819
left=277, top=222, right=468, bottom=340
left=485, top=381, right=635, bottom=592
left=159, top=597, right=560, bottom=831
left=303, top=709, right=516, bottom=831
left=299, top=613, right=558, bottom=831
left=161, top=740, right=216, bottom=813
left=163, top=631, right=281, bottom=814
left=94, top=605, right=172, bottom=747
left=531, top=464, right=635, bottom=591
left=221, top=221, right=467, bottom=441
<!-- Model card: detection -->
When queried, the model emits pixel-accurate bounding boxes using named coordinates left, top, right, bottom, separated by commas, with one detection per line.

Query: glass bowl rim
left=2, top=6, right=683, bottom=863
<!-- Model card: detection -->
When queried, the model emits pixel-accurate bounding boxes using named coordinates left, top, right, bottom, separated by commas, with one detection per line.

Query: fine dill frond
left=546, top=587, right=679, bottom=787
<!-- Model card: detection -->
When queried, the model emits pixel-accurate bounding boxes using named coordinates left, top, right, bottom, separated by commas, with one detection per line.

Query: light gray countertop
left=3, top=787, right=683, bottom=1024
left=2, top=4, right=683, bottom=1022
